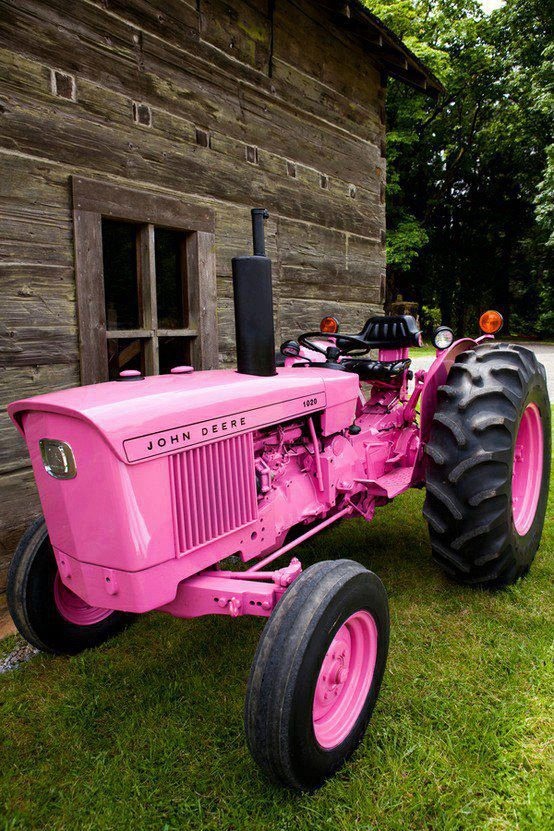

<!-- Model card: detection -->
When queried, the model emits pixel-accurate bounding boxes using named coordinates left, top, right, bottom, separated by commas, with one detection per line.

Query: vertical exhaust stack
left=232, top=208, right=277, bottom=377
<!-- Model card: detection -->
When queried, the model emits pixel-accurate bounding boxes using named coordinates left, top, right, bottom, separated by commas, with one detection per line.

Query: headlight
left=39, top=439, right=77, bottom=479
left=433, top=326, right=454, bottom=350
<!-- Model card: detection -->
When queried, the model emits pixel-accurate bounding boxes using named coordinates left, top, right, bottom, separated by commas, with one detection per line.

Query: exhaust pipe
left=232, top=208, right=277, bottom=377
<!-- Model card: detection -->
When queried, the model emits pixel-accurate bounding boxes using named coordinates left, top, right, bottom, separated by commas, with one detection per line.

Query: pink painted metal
left=512, top=403, right=544, bottom=535
left=414, top=336, right=483, bottom=482
left=7, top=328, right=485, bottom=621
left=246, top=507, right=353, bottom=573
left=313, top=610, right=378, bottom=749
left=161, top=572, right=280, bottom=619
left=418, top=337, right=482, bottom=445
left=170, top=432, right=257, bottom=555
left=170, top=365, right=194, bottom=374
left=53, top=573, right=112, bottom=626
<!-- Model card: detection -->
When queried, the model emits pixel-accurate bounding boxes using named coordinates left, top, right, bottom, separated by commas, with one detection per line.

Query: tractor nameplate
left=123, top=393, right=326, bottom=462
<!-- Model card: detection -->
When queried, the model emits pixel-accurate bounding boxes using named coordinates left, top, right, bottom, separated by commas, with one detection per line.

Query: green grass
left=415, top=343, right=438, bottom=357
left=1, top=448, right=552, bottom=830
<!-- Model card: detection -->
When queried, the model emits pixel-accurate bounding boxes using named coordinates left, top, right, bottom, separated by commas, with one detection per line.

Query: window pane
left=155, top=228, right=186, bottom=329
left=102, top=220, right=140, bottom=330
left=107, top=338, right=146, bottom=380
left=159, top=337, right=191, bottom=375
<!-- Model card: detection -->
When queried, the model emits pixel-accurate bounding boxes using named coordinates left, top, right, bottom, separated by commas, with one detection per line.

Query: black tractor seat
left=276, top=315, right=420, bottom=380
left=334, top=314, right=419, bottom=382
left=341, top=357, right=411, bottom=383
left=336, top=314, right=421, bottom=352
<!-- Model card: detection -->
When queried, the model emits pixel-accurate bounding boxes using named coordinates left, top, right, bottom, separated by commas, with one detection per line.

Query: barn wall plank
left=0, top=106, right=379, bottom=241
left=0, top=2, right=384, bottom=179
left=0, top=468, right=42, bottom=535
left=0, top=263, right=78, bottom=368
left=275, top=217, right=383, bottom=303
left=0, top=153, right=74, bottom=264
left=0, top=468, right=42, bottom=591
left=95, top=0, right=200, bottom=47
left=347, top=232, right=387, bottom=301
left=89, top=0, right=383, bottom=144
left=0, top=364, right=80, bottom=473
left=199, top=0, right=272, bottom=72
left=0, top=50, right=382, bottom=236
left=273, top=0, right=382, bottom=114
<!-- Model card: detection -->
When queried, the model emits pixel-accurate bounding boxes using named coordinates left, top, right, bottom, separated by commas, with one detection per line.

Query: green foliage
left=537, top=283, right=554, bottom=338
left=387, top=214, right=429, bottom=270
left=421, top=304, right=442, bottom=333
left=535, top=144, right=554, bottom=248
left=537, top=311, right=554, bottom=339
left=363, top=0, right=553, bottom=336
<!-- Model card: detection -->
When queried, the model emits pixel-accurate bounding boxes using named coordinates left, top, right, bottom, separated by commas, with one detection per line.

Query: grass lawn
left=1, top=433, right=552, bottom=831
left=416, top=343, right=438, bottom=357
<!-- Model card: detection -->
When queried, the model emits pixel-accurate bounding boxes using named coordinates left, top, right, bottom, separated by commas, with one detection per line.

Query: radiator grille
left=170, top=432, right=257, bottom=555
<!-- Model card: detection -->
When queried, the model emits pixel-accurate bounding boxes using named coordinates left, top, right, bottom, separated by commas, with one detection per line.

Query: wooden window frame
left=72, top=176, right=218, bottom=384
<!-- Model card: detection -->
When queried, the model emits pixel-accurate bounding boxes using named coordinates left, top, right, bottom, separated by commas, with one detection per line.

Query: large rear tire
left=244, top=560, right=389, bottom=790
left=424, top=343, right=550, bottom=589
left=7, top=516, right=135, bottom=654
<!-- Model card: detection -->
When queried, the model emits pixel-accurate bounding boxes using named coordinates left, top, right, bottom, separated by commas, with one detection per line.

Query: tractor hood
left=9, top=367, right=359, bottom=464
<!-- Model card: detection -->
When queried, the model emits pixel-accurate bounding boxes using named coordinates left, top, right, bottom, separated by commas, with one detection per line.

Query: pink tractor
left=7, top=210, right=551, bottom=790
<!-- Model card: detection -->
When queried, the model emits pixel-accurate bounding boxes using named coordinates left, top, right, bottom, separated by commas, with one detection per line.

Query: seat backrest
left=359, top=315, right=421, bottom=348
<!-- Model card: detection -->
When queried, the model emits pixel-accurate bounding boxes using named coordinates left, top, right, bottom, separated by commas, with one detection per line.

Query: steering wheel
left=298, top=332, right=371, bottom=357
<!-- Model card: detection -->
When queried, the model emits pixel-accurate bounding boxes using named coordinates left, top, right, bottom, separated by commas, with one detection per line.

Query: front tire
left=424, top=344, right=551, bottom=589
left=244, top=560, right=390, bottom=790
left=7, top=516, right=134, bottom=654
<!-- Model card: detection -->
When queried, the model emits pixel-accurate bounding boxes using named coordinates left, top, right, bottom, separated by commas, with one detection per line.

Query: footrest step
left=363, top=467, right=413, bottom=499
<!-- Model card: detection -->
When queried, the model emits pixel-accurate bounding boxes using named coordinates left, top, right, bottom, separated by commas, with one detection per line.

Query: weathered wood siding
left=0, top=0, right=386, bottom=588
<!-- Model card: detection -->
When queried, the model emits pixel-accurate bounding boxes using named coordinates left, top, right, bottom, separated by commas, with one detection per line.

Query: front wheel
left=244, top=560, right=390, bottom=790
left=7, top=516, right=134, bottom=654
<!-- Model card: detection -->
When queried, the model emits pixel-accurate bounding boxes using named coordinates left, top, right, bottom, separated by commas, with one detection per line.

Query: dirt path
left=0, top=595, right=15, bottom=639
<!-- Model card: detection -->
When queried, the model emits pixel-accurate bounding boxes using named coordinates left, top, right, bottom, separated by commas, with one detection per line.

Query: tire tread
left=424, top=344, right=550, bottom=589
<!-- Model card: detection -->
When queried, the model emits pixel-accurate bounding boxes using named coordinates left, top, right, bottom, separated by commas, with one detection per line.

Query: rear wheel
left=245, top=560, right=389, bottom=790
left=7, top=516, right=134, bottom=654
left=424, top=343, right=551, bottom=589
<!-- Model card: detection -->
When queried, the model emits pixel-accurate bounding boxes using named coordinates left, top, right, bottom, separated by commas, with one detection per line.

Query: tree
left=365, top=0, right=553, bottom=336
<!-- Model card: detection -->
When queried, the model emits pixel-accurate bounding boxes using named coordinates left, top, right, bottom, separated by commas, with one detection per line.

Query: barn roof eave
left=329, top=1, right=446, bottom=97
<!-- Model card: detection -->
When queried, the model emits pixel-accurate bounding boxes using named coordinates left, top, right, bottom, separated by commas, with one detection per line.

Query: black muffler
left=232, top=208, right=277, bottom=377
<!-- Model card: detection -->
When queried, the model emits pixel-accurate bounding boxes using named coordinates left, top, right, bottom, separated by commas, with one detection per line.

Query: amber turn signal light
left=320, top=316, right=339, bottom=334
left=479, top=310, right=504, bottom=335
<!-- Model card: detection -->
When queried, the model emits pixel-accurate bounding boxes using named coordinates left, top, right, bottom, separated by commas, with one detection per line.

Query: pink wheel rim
left=53, top=573, right=113, bottom=626
left=512, top=403, right=544, bottom=536
left=312, top=610, right=378, bottom=749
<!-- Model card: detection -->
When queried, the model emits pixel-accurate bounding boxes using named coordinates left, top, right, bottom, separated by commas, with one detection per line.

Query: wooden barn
left=0, top=0, right=441, bottom=593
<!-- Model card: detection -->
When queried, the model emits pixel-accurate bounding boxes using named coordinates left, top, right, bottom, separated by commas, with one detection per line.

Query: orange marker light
left=479, top=310, right=504, bottom=335
left=320, top=316, right=339, bottom=334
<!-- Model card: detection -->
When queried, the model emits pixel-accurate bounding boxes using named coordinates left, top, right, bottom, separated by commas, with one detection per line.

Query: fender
left=415, top=335, right=495, bottom=480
